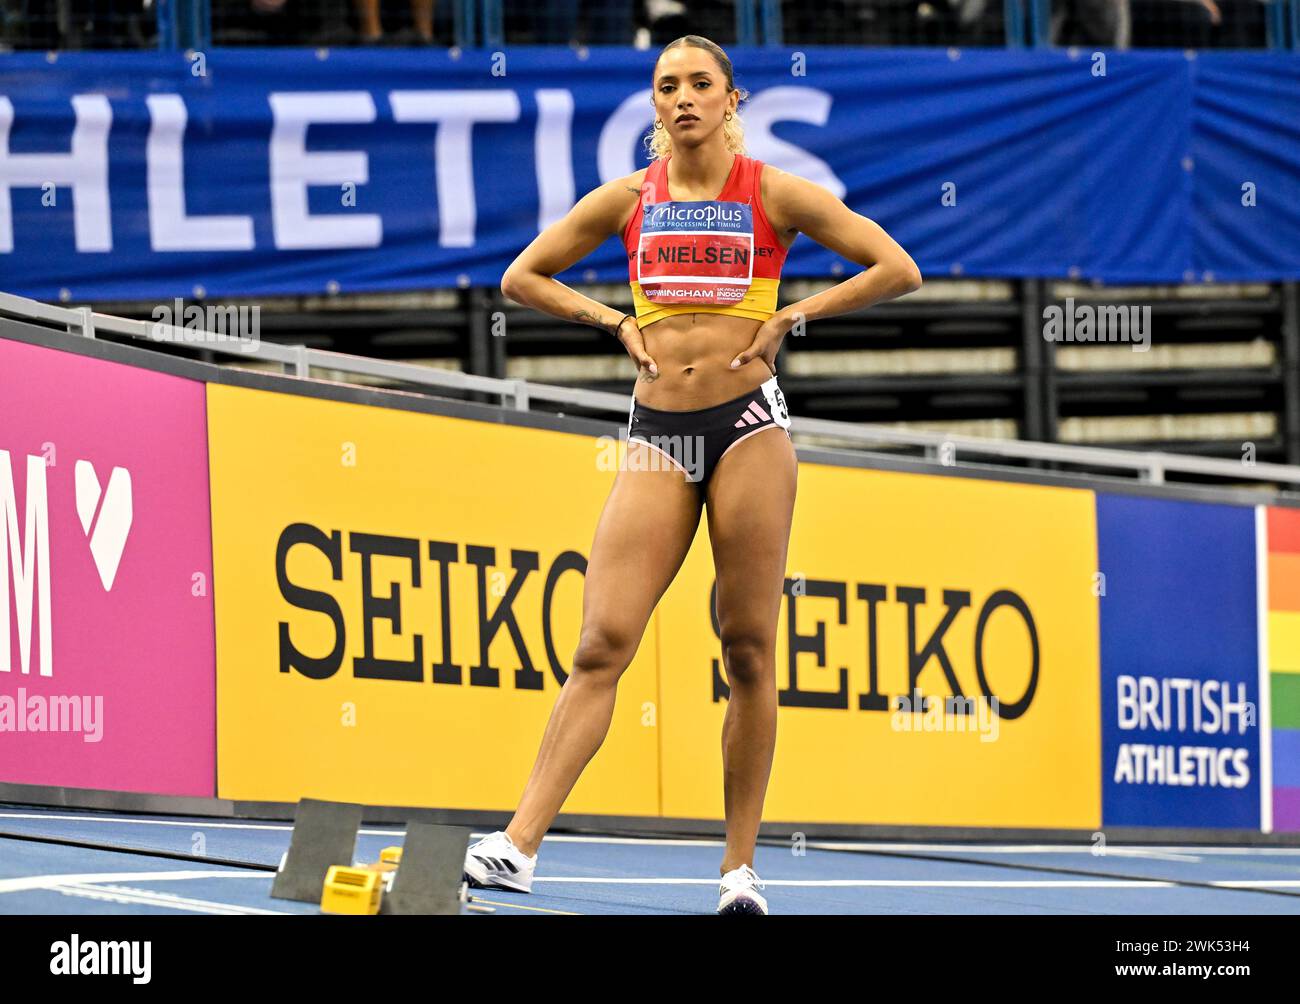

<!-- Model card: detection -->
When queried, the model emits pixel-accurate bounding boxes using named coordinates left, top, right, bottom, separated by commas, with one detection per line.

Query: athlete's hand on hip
left=730, top=314, right=789, bottom=376
left=618, top=316, right=659, bottom=381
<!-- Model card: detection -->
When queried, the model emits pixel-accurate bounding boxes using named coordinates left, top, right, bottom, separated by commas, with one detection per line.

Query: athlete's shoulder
left=570, top=169, right=651, bottom=238
left=582, top=168, right=650, bottom=203
left=758, top=164, right=839, bottom=235
left=616, top=166, right=652, bottom=196
left=757, top=163, right=810, bottom=202
left=756, top=162, right=799, bottom=235
left=603, top=167, right=651, bottom=240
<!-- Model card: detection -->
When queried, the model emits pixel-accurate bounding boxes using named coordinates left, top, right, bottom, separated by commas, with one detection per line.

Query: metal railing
left=4, top=289, right=1300, bottom=491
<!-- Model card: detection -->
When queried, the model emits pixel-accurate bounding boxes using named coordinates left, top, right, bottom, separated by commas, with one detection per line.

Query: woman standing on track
left=463, top=34, right=921, bottom=914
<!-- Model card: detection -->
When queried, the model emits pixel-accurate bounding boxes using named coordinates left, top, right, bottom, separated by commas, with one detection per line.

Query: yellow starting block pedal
left=321, top=865, right=385, bottom=915
left=359, top=846, right=403, bottom=893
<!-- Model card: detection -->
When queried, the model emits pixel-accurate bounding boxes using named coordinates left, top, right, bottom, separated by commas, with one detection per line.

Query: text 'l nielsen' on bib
left=636, top=200, right=755, bottom=306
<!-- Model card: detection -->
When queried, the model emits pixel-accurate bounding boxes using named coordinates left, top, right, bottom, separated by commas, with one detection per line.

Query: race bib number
left=762, top=379, right=791, bottom=430
left=637, top=201, right=754, bottom=306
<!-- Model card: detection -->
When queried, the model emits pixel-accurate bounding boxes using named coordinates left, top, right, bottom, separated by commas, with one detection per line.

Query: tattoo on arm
left=625, top=186, right=641, bottom=195
left=573, top=309, right=619, bottom=333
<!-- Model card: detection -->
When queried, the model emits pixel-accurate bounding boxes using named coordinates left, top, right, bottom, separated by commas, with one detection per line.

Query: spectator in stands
left=6, top=0, right=155, bottom=49
left=641, top=0, right=688, bottom=45
left=1129, top=0, right=1225, bottom=47
left=211, top=0, right=297, bottom=44
left=355, top=0, right=436, bottom=43
left=213, top=0, right=442, bottom=46
left=507, top=0, right=635, bottom=44
left=1052, top=0, right=1131, bottom=46
left=914, top=0, right=998, bottom=44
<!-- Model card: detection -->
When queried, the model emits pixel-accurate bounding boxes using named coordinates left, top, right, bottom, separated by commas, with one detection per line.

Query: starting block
left=380, top=822, right=473, bottom=916
left=271, top=798, right=364, bottom=904
left=271, top=800, right=473, bottom=914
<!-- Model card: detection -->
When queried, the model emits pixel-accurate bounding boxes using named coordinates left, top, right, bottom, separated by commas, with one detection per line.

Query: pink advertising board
left=0, top=338, right=215, bottom=796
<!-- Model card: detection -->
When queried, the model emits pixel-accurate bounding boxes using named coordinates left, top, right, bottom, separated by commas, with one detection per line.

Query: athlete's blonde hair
left=645, top=35, right=748, bottom=162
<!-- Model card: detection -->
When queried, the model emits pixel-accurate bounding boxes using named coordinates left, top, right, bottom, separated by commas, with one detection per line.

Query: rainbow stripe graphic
left=1264, top=507, right=1300, bottom=831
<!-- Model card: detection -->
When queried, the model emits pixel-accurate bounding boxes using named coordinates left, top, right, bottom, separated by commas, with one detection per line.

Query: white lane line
left=468, top=897, right=581, bottom=915
left=1098, top=849, right=1202, bottom=863
left=0, top=813, right=296, bottom=833
left=0, top=871, right=268, bottom=895
left=530, top=877, right=1178, bottom=888
left=806, top=842, right=1300, bottom=857
left=477, top=834, right=724, bottom=847
left=51, top=883, right=287, bottom=915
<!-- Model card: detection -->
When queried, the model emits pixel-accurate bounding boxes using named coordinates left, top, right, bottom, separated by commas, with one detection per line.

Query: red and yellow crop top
left=623, top=153, right=789, bottom=327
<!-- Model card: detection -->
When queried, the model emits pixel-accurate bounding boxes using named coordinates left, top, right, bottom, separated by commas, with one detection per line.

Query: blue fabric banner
left=0, top=47, right=1295, bottom=301
left=1191, top=53, right=1300, bottom=281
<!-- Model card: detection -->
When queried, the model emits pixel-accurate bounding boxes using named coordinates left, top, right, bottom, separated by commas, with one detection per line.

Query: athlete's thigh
left=581, top=442, right=704, bottom=649
left=706, top=428, right=798, bottom=644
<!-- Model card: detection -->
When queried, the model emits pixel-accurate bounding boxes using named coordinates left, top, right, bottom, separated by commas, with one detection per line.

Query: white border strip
left=5, top=814, right=1300, bottom=853
left=1258, top=504, right=1274, bottom=834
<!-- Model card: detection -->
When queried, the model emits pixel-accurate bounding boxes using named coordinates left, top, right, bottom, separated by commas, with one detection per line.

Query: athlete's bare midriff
left=618, top=162, right=790, bottom=411
left=633, top=312, right=776, bottom=410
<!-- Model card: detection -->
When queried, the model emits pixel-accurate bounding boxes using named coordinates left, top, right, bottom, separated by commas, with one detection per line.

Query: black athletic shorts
left=625, top=374, right=792, bottom=493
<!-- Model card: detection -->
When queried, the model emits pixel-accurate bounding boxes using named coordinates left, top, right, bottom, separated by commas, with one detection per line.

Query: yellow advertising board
left=657, top=463, right=1102, bottom=829
left=210, top=379, right=1102, bottom=830
left=208, top=383, right=660, bottom=813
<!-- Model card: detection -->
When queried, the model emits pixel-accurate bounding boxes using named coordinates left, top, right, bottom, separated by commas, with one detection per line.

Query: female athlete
left=463, top=34, right=921, bottom=915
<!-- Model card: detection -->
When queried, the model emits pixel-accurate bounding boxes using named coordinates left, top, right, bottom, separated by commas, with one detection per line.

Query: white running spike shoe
left=717, top=863, right=768, bottom=915
left=462, top=830, right=538, bottom=893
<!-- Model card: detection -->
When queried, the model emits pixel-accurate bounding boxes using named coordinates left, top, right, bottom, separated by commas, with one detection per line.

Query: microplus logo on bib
left=645, top=203, right=747, bottom=227
left=637, top=200, right=755, bottom=306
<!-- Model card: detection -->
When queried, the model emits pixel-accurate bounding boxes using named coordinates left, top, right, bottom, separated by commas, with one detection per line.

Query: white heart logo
left=74, top=461, right=133, bottom=591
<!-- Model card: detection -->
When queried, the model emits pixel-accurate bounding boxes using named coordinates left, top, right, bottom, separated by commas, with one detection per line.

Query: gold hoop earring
left=724, top=112, right=733, bottom=121
left=654, top=119, right=664, bottom=130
